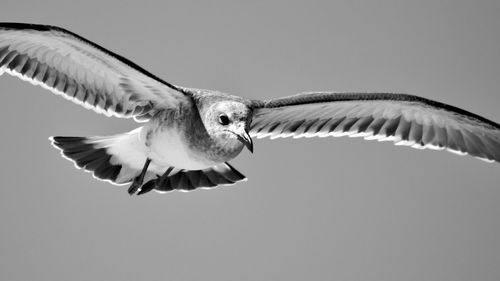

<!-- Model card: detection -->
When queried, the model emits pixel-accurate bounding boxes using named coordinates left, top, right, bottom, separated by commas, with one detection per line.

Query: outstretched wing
left=0, top=23, right=191, bottom=122
left=250, top=92, right=500, bottom=163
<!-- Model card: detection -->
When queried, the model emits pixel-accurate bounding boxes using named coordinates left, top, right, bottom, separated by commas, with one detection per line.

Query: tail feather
left=50, top=136, right=123, bottom=183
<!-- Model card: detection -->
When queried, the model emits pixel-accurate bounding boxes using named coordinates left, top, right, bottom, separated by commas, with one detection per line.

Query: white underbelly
left=147, top=128, right=213, bottom=170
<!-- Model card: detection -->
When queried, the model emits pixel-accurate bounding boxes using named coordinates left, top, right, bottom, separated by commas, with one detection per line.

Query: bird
left=0, top=22, right=499, bottom=195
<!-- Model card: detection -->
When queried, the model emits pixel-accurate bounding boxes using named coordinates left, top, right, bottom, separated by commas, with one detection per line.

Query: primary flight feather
left=0, top=23, right=498, bottom=195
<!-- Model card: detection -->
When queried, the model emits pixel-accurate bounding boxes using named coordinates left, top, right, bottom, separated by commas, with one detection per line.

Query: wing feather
left=152, top=163, right=247, bottom=193
left=0, top=23, right=191, bottom=121
left=250, top=92, right=500, bottom=163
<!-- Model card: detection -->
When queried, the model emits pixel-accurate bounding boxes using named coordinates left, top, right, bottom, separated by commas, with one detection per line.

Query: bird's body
left=0, top=22, right=499, bottom=194
left=142, top=92, right=248, bottom=171
left=146, top=102, right=215, bottom=171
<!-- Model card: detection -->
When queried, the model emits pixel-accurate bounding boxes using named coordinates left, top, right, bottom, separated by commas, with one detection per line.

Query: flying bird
left=0, top=23, right=499, bottom=195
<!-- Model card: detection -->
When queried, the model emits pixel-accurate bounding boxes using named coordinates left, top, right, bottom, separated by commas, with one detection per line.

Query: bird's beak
left=234, top=129, right=253, bottom=153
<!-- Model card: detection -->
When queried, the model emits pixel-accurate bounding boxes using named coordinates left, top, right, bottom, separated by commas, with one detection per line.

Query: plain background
left=0, top=1, right=499, bottom=280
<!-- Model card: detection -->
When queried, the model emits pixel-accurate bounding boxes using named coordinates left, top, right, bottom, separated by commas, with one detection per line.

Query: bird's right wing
left=0, top=23, right=192, bottom=122
left=250, top=92, right=500, bottom=163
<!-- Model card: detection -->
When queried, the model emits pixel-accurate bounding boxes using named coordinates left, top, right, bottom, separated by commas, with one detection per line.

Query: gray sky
left=0, top=1, right=499, bottom=280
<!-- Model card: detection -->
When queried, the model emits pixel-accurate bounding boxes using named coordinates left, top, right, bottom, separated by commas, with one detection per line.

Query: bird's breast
left=147, top=126, right=216, bottom=170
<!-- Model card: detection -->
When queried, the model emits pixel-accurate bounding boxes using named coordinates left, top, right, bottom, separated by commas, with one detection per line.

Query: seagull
left=0, top=23, right=499, bottom=195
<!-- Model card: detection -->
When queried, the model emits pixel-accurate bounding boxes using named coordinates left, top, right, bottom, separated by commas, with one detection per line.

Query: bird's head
left=200, top=100, right=253, bottom=153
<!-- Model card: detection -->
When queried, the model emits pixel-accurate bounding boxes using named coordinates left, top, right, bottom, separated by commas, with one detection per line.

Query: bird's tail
left=49, top=128, right=150, bottom=185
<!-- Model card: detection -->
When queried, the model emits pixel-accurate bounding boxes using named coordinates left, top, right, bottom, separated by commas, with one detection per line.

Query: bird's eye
left=218, top=114, right=230, bottom=125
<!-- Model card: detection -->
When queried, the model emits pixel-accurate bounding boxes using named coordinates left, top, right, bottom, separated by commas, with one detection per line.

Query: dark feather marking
left=20, top=57, right=35, bottom=75
left=366, top=118, right=386, bottom=135
left=341, top=118, right=359, bottom=132
left=25, top=59, right=39, bottom=78
left=301, top=118, right=320, bottom=133
left=51, top=136, right=121, bottom=182
left=217, top=165, right=243, bottom=182
left=256, top=122, right=270, bottom=133
left=0, top=46, right=9, bottom=61
left=56, top=140, right=97, bottom=154
left=52, top=137, right=93, bottom=152
left=62, top=148, right=99, bottom=161
left=73, top=84, right=85, bottom=100
left=0, top=51, right=18, bottom=66
left=281, top=119, right=306, bottom=135
left=396, top=118, right=411, bottom=141
left=52, top=72, right=61, bottom=89
left=6, top=53, right=21, bottom=69
left=42, top=67, right=54, bottom=85
left=435, top=126, right=448, bottom=148
left=82, top=88, right=93, bottom=104
left=354, top=116, right=374, bottom=133
left=314, top=118, right=332, bottom=133
left=114, top=101, right=124, bottom=114
left=8, top=54, right=28, bottom=72
left=225, top=162, right=245, bottom=180
left=32, top=63, right=47, bottom=80
left=139, top=179, right=157, bottom=195
left=409, top=122, right=423, bottom=143
left=64, top=78, right=77, bottom=96
left=45, top=69, right=58, bottom=88
left=327, top=117, right=347, bottom=132
left=52, top=136, right=86, bottom=143
left=266, top=122, right=281, bottom=134
left=255, top=119, right=275, bottom=133
left=104, top=96, right=114, bottom=111
left=92, top=90, right=101, bottom=107
left=56, top=73, right=67, bottom=92
left=381, top=116, right=401, bottom=137
left=422, top=125, right=435, bottom=144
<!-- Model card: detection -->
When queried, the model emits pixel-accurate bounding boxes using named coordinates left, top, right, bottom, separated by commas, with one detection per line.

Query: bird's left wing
left=0, top=23, right=191, bottom=121
left=250, top=92, right=500, bottom=163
